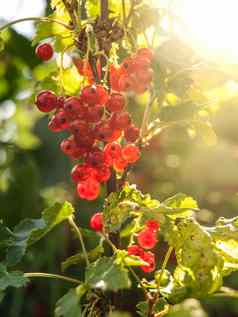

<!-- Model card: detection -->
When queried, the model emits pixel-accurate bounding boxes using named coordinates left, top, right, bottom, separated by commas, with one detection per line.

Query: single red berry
left=90, top=212, right=103, bottom=232
left=71, top=163, right=97, bottom=183
left=36, top=43, right=54, bottom=61
left=81, top=85, right=108, bottom=105
left=137, top=68, right=154, bottom=84
left=133, top=56, right=151, bottom=71
left=145, top=220, right=160, bottom=232
left=35, top=90, right=58, bottom=113
left=86, top=104, right=104, bottom=122
left=121, top=57, right=135, bottom=73
left=94, top=122, right=113, bottom=142
left=140, top=251, right=156, bottom=273
left=137, top=229, right=157, bottom=250
left=77, top=177, right=100, bottom=200
left=64, top=97, right=86, bottom=120
left=106, top=93, right=126, bottom=112
left=78, top=133, right=95, bottom=148
left=95, top=165, right=111, bottom=183
left=110, top=111, right=131, bottom=130
left=48, top=111, right=69, bottom=132
left=124, top=124, right=140, bottom=142
left=60, top=137, right=86, bottom=159
left=69, top=120, right=90, bottom=144
left=113, top=156, right=128, bottom=173
left=128, top=245, right=144, bottom=257
left=86, top=148, right=105, bottom=168
left=118, top=74, right=135, bottom=92
left=104, top=142, right=122, bottom=160
left=122, top=144, right=140, bottom=163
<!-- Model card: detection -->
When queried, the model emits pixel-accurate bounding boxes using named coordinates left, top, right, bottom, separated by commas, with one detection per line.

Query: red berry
left=104, top=142, right=122, bottom=160
left=71, top=163, right=97, bottom=183
left=124, top=124, right=140, bottom=142
left=36, top=43, right=54, bottom=61
left=137, top=229, right=157, bottom=250
left=95, top=165, right=111, bottom=183
left=69, top=120, right=90, bottom=144
left=60, top=137, right=86, bottom=159
left=140, top=252, right=156, bottom=273
left=86, top=104, right=104, bottom=122
left=121, top=57, right=135, bottom=73
left=110, top=111, right=131, bottom=130
left=110, top=65, right=122, bottom=91
left=48, top=111, right=69, bottom=132
left=77, top=177, right=100, bottom=200
left=122, top=144, right=140, bottom=163
left=106, top=93, right=126, bottom=112
left=86, top=148, right=105, bottom=168
left=57, top=96, right=65, bottom=109
left=145, top=220, right=160, bottom=232
left=64, top=97, right=86, bottom=120
left=35, top=90, right=58, bottom=113
left=81, top=85, right=108, bottom=106
left=128, top=245, right=144, bottom=257
left=95, top=122, right=113, bottom=142
left=90, top=212, right=103, bottom=232
left=113, top=156, right=128, bottom=173
left=118, top=74, right=135, bottom=92
left=137, top=68, right=154, bottom=84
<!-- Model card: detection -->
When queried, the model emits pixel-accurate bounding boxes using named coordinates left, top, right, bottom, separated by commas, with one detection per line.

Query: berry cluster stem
left=24, top=272, right=81, bottom=284
left=68, top=216, right=90, bottom=266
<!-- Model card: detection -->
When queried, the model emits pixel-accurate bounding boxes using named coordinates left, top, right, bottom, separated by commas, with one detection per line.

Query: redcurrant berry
left=122, top=144, right=140, bottom=163
left=64, top=97, right=86, bottom=120
left=127, top=245, right=144, bottom=257
left=145, top=220, right=160, bottom=232
left=48, top=111, right=69, bottom=132
left=110, top=111, right=131, bottom=130
left=124, top=124, right=140, bottom=142
left=35, top=90, right=58, bottom=113
left=137, top=229, right=157, bottom=250
left=140, top=251, right=156, bottom=273
left=36, top=43, right=54, bottom=61
left=90, top=212, right=103, bottom=232
left=77, top=177, right=100, bottom=200
left=106, top=93, right=126, bottom=112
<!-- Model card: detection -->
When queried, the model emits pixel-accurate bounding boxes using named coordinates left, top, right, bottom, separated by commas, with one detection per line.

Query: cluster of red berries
left=35, top=84, right=140, bottom=200
left=74, top=48, right=154, bottom=94
left=127, top=220, right=160, bottom=272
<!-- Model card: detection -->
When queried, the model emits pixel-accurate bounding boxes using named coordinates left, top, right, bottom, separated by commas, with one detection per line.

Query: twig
left=24, top=272, right=81, bottom=284
left=68, top=216, right=90, bottom=266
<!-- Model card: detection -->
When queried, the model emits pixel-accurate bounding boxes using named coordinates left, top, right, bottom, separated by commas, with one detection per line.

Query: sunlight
left=176, top=0, right=238, bottom=62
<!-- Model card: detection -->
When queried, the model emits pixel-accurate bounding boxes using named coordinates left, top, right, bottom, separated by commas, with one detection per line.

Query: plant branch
left=62, top=0, right=79, bottom=29
left=0, top=17, right=72, bottom=32
left=101, top=0, right=109, bottom=21
left=140, top=91, right=157, bottom=141
left=68, top=216, right=90, bottom=266
left=24, top=272, right=81, bottom=284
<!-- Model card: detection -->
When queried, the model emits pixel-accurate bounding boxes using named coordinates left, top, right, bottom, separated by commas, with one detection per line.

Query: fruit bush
left=1, top=1, right=238, bottom=316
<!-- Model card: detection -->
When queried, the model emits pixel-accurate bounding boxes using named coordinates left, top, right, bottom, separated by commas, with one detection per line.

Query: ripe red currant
left=145, top=220, right=160, bottom=232
left=95, top=165, right=111, bottom=183
left=113, top=156, right=128, bottom=173
left=81, top=85, right=108, bottom=106
left=86, top=104, right=104, bottom=122
left=64, top=97, right=86, bottom=120
left=106, top=93, right=126, bottom=112
left=122, top=144, right=140, bottom=163
left=77, top=177, right=100, bottom=200
left=137, top=229, right=157, bottom=250
left=60, top=137, right=86, bottom=160
left=36, top=43, right=54, bottom=61
left=124, top=124, right=140, bottom=142
left=71, top=163, right=97, bottom=184
left=127, top=245, right=144, bottom=257
left=136, top=48, right=155, bottom=61
left=35, top=90, right=58, bottom=113
left=104, top=142, right=122, bottom=160
left=110, top=111, right=131, bottom=130
left=48, top=111, right=69, bottom=132
left=90, top=213, right=103, bottom=232
left=140, top=251, right=156, bottom=273
left=86, top=148, right=105, bottom=168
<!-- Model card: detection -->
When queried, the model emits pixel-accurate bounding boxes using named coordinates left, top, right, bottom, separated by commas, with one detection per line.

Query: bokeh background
left=1, top=0, right=238, bottom=316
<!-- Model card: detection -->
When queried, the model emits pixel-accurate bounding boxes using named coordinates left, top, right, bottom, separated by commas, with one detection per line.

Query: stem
left=0, top=17, right=72, bottom=32
left=156, top=247, right=173, bottom=291
left=101, top=0, right=109, bottom=21
left=140, top=91, right=157, bottom=140
left=24, top=272, right=81, bottom=284
left=128, top=267, right=148, bottom=297
left=62, top=0, right=78, bottom=29
left=68, top=216, right=90, bottom=266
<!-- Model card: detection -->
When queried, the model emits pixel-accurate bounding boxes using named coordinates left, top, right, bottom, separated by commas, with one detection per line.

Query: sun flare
left=166, top=0, right=238, bottom=63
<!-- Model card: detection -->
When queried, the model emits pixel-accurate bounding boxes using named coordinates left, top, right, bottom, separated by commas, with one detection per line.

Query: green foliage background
left=1, top=0, right=238, bottom=316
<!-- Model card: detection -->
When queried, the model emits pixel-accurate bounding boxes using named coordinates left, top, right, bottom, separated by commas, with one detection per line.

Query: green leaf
left=0, top=36, right=5, bottom=52
left=3, top=201, right=74, bottom=266
left=0, top=263, right=28, bottom=291
left=59, top=66, right=82, bottom=95
left=55, top=284, right=88, bottom=317
left=86, top=257, right=131, bottom=291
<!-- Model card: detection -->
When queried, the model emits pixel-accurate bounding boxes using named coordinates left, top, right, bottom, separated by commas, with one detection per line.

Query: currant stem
left=0, top=17, right=72, bottom=33
left=68, top=216, right=90, bottom=266
left=140, top=91, right=157, bottom=141
left=24, top=272, right=81, bottom=284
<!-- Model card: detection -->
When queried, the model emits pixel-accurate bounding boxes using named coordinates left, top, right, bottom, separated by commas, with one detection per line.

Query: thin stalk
left=128, top=267, right=148, bottom=297
left=140, top=91, right=157, bottom=140
left=156, top=246, right=173, bottom=291
left=0, top=17, right=72, bottom=32
left=24, top=272, right=81, bottom=284
left=68, top=216, right=90, bottom=266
